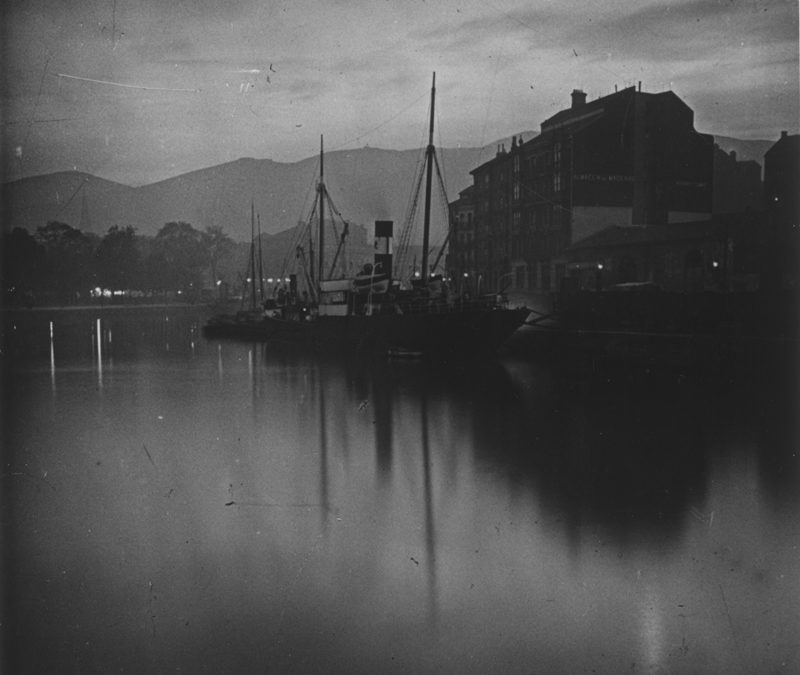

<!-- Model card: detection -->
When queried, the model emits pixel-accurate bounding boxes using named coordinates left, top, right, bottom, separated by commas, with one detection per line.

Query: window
left=553, top=173, right=561, bottom=193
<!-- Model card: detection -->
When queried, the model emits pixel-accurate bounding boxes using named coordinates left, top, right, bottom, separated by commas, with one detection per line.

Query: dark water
left=3, top=307, right=798, bottom=673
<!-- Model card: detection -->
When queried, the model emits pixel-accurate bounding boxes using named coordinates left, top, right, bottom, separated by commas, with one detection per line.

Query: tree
left=95, top=225, right=140, bottom=293
left=35, top=221, right=98, bottom=302
left=149, top=221, right=206, bottom=297
left=201, top=225, right=234, bottom=286
left=2, top=228, right=46, bottom=306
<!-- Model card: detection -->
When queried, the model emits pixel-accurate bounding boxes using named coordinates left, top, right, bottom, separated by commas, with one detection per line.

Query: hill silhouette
left=2, top=134, right=774, bottom=243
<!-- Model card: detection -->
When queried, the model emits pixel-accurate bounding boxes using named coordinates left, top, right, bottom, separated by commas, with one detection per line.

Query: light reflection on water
left=3, top=307, right=799, bottom=674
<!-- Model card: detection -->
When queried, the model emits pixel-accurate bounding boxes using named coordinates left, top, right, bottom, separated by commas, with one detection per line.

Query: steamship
left=204, top=74, right=530, bottom=356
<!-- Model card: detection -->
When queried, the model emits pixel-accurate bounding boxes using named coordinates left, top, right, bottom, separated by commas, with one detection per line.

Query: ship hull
left=203, top=306, right=531, bottom=356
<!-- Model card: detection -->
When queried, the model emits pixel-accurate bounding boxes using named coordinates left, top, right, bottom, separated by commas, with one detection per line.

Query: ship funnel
left=374, top=220, right=393, bottom=281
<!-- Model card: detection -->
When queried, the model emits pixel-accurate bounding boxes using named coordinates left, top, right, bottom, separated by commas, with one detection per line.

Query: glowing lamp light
left=463, top=272, right=469, bottom=278
left=216, top=280, right=222, bottom=286
left=267, top=278, right=274, bottom=283
left=597, top=263, right=604, bottom=270
left=712, top=261, right=719, bottom=268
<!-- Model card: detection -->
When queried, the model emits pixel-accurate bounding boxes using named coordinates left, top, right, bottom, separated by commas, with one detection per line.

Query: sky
left=2, top=0, right=798, bottom=186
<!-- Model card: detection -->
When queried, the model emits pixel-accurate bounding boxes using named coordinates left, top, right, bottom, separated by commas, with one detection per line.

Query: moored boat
left=204, top=74, right=530, bottom=355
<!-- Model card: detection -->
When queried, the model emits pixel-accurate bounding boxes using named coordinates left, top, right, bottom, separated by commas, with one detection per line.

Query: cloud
left=690, top=77, right=800, bottom=138
left=568, top=0, right=799, bottom=63
left=2, top=0, right=797, bottom=185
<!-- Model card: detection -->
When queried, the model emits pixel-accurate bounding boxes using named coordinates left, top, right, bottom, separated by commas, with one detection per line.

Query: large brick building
left=764, top=131, right=799, bottom=227
left=713, top=146, right=762, bottom=214
left=762, top=131, right=799, bottom=290
left=449, top=85, right=715, bottom=293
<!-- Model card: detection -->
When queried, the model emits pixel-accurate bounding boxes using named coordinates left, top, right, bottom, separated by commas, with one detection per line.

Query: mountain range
left=1, top=134, right=776, bottom=243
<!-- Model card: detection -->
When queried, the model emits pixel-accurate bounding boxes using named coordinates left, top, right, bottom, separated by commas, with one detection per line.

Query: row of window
left=480, top=141, right=564, bottom=189
left=476, top=174, right=566, bottom=213
left=454, top=206, right=560, bottom=234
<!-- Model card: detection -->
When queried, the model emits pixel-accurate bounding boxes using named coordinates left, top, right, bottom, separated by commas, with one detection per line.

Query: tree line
left=3, top=221, right=237, bottom=307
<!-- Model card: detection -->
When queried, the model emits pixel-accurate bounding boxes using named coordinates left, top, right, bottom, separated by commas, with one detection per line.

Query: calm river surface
left=3, top=306, right=798, bottom=673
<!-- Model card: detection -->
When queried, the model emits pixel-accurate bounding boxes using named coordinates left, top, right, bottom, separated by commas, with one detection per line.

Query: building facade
left=764, top=131, right=799, bottom=226
left=449, top=86, right=715, bottom=293
left=561, top=214, right=763, bottom=293
left=448, top=185, right=478, bottom=294
left=712, top=146, right=762, bottom=215
left=762, top=131, right=799, bottom=289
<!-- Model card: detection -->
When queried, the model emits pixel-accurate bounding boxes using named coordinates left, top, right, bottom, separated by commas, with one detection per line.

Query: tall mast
left=309, top=228, right=315, bottom=288
left=318, top=134, right=325, bottom=286
left=257, top=213, right=265, bottom=302
left=421, top=72, right=436, bottom=282
left=250, top=200, right=257, bottom=309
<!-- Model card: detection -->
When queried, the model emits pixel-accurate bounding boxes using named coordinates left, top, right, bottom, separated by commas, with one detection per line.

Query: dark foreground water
left=3, top=307, right=798, bottom=674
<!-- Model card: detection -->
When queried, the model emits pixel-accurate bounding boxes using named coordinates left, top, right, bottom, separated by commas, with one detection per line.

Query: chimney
left=571, top=89, right=586, bottom=109
left=374, top=220, right=393, bottom=280
left=781, top=130, right=788, bottom=138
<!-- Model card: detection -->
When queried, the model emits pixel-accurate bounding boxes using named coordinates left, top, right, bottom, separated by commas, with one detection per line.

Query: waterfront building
left=561, top=213, right=761, bottom=293
left=713, top=146, right=762, bottom=215
left=547, top=131, right=797, bottom=295
left=764, top=131, right=799, bottom=226
left=449, top=185, right=478, bottom=294
left=762, top=131, right=799, bottom=290
left=449, top=85, right=715, bottom=293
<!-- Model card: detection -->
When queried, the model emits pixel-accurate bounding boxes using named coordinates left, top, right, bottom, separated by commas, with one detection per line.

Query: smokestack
left=571, top=89, right=587, bottom=109
left=374, top=220, right=393, bottom=280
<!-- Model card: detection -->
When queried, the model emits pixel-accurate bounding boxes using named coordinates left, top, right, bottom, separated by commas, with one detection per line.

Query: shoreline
left=3, top=302, right=229, bottom=312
